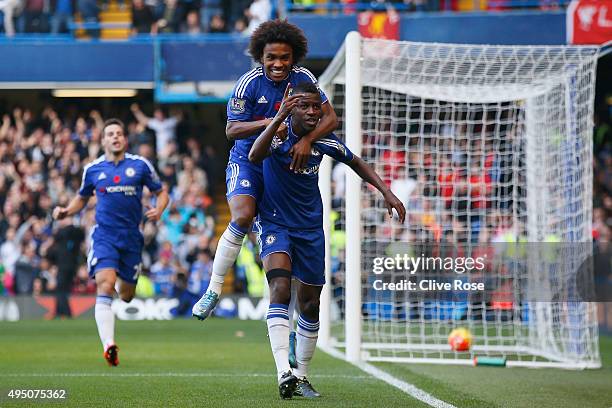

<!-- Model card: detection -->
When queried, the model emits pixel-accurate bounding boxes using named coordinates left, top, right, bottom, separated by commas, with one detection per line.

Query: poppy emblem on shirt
left=113, top=175, right=121, bottom=183
left=125, top=167, right=135, bottom=177
left=274, top=101, right=281, bottom=111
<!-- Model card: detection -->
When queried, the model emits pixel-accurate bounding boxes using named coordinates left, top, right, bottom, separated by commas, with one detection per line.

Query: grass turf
left=0, top=319, right=610, bottom=407
left=0, top=319, right=425, bottom=408
left=376, top=334, right=612, bottom=408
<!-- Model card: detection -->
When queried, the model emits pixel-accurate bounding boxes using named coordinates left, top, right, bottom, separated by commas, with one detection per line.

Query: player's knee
left=231, top=213, right=253, bottom=230
left=269, top=282, right=291, bottom=305
left=96, top=280, right=115, bottom=296
left=300, top=298, right=320, bottom=320
left=267, top=270, right=291, bottom=305
left=119, top=293, right=135, bottom=303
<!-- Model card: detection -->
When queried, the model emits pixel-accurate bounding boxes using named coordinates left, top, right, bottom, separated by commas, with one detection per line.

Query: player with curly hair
left=192, top=20, right=337, bottom=334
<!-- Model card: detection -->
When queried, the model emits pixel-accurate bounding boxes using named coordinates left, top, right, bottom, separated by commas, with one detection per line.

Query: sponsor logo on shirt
left=257, top=96, right=268, bottom=104
left=105, top=185, right=138, bottom=196
left=294, top=164, right=320, bottom=175
left=98, top=172, right=107, bottom=180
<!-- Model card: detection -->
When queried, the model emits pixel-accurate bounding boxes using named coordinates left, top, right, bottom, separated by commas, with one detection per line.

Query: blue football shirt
left=259, top=120, right=354, bottom=230
left=226, top=66, right=328, bottom=161
left=78, top=153, right=162, bottom=229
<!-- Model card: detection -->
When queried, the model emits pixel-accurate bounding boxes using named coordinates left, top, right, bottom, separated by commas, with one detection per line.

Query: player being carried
left=192, top=19, right=339, bottom=367
left=53, top=119, right=169, bottom=367
left=249, top=82, right=406, bottom=399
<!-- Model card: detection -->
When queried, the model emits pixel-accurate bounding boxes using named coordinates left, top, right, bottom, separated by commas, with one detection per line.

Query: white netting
left=320, top=38, right=601, bottom=368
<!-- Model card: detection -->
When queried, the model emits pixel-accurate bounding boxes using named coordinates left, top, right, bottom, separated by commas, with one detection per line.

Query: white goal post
left=318, top=32, right=602, bottom=369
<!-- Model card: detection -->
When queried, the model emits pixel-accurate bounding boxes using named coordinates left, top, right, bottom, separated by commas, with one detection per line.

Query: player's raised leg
left=95, top=268, right=119, bottom=366
left=192, top=194, right=254, bottom=320
left=263, top=251, right=298, bottom=399
left=293, top=281, right=322, bottom=398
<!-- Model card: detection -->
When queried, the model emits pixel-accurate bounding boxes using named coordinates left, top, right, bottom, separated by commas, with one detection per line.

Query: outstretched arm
left=347, top=156, right=406, bottom=223
left=289, top=102, right=338, bottom=170
left=130, top=103, right=150, bottom=126
left=52, top=195, right=89, bottom=220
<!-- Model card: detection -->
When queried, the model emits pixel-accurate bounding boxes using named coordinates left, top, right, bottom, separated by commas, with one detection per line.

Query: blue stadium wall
left=0, top=11, right=566, bottom=84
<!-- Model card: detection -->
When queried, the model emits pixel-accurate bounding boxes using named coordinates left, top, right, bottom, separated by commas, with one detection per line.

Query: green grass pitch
left=0, top=319, right=610, bottom=407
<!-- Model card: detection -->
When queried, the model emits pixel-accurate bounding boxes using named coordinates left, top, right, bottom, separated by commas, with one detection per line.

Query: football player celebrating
left=53, top=119, right=169, bottom=366
left=249, top=82, right=406, bottom=398
left=192, top=19, right=338, bottom=368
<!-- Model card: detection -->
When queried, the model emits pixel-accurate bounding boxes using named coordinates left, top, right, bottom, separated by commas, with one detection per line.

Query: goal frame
left=317, top=32, right=602, bottom=369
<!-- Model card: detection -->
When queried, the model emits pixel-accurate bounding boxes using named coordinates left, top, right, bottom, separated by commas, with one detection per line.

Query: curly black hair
left=248, top=19, right=308, bottom=64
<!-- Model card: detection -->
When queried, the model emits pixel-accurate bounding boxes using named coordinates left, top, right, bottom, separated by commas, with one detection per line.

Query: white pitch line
left=318, top=345, right=457, bottom=408
left=4, top=372, right=370, bottom=380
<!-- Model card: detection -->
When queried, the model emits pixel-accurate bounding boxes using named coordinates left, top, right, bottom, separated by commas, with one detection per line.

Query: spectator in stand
left=187, top=249, right=212, bottom=297
left=130, top=103, right=181, bottom=160
left=0, top=0, right=21, bottom=36
left=207, top=13, right=226, bottom=33
left=73, top=265, right=96, bottom=294
left=34, top=257, right=57, bottom=294
left=150, top=243, right=177, bottom=295
left=233, top=16, right=247, bottom=36
left=160, top=206, right=186, bottom=247
left=20, top=0, right=48, bottom=33
left=158, top=161, right=177, bottom=191
left=131, top=0, right=156, bottom=34
left=14, top=242, right=40, bottom=294
left=153, top=0, right=184, bottom=34
left=183, top=9, right=201, bottom=34
left=177, top=156, right=208, bottom=197
left=245, top=0, right=270, bottom=35
left=199, top=0, right=221, bottom=32
left=50, top=0, right=73, bottom=34
left=0, top=228, right=19, bottom=279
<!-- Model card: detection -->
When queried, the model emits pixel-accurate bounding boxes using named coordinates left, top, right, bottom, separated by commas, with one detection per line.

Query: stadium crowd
left=0, top=0, right=568, bottom=37
left=0, top=0, right=272, bottom=36
left=0, top=105, right=228, bottom=307
left=0, top=98, right=609, bottom=306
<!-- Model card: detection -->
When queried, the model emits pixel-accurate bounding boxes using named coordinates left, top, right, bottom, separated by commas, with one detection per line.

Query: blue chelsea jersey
left=259, top=120, right=354, bottom=230
left=78, top=154, right=162, bottom=230
left=226, top=66, right=329, bottom=161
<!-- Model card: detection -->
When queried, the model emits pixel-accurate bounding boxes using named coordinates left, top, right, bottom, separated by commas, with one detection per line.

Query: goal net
left=318, top=33, right=601, bottom=369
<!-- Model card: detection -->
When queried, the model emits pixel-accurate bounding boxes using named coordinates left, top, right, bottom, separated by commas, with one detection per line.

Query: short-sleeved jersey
left=259, top=120, right=354, bottom=230
left=78, top=153, right=162, bottom=230
left=226, top=66, right=328, bottom=161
